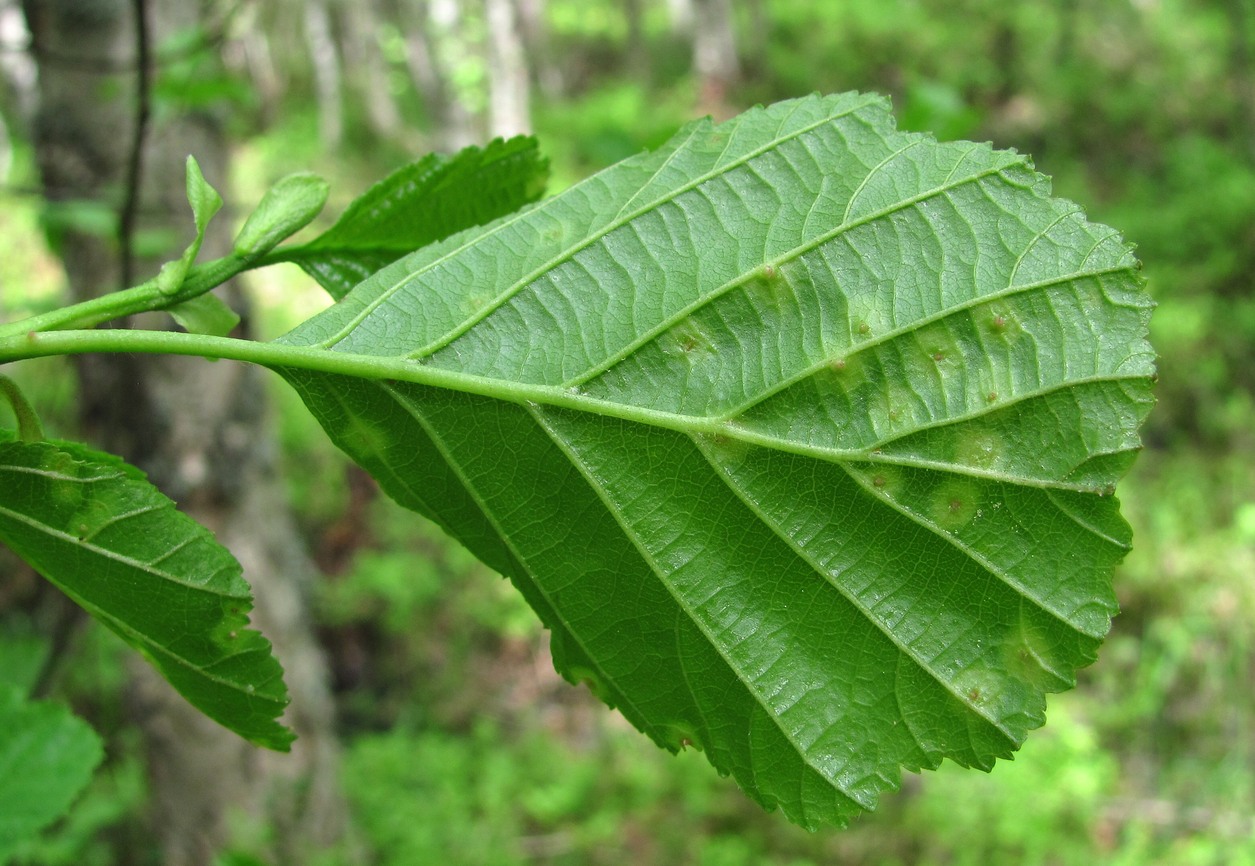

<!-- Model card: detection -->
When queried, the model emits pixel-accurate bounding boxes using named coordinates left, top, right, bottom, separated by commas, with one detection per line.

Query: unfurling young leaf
left=232, top=171, right=330, bottom=259
left=155, top=155, right=223, bottom=296
left=0, top=433, right=293, bottom=750
left=276, top=93, right=1154, bottom=828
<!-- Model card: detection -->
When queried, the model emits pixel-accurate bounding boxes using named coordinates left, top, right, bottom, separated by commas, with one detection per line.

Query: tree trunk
left=517, top=0, right=563, bottom=98
left=22, top=1, right=343, bottom=864
left=426, top=0, right=481, bottom=150
left=305, top=0, right=344, bottom=149
left=339, top=0, right=404, bottom=143
left=691, top=0, right=739, bottom=118
left=484, top=0, right=531, bottom=138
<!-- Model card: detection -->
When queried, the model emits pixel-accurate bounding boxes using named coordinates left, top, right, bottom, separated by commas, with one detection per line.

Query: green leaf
left=0, top=434, right=293, bottom=750
left=167, top=292, right=240, bottom=337
left=270, top=136, right=548, bottom=300
left=275, top=93, right=1154, bottom=827
left=232, top=172, right=330, bottom=259
left=156, top=156, right=223, bottom=295
left=0, top=685, right=103, bottom=861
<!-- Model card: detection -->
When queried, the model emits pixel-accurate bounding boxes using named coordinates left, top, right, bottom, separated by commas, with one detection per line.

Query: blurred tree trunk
left=517, top=0, right=563, bottom=98
left=425, top=0, right=480, bottom=149
left=667, top=0, right=695, bottom=35
left=691, top=0, right=738, bottom=117
left=22, top=1, right=343, bottom=864
left=484, top=0, right=530, bottom=137
left=340, top=0, right=404, bottom=143
left=305, top=0, right=344, bottom=148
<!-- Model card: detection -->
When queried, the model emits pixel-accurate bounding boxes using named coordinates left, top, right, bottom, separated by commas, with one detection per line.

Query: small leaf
left=0, top=434, right=293, bottom=750
left=0, top=685, right=103, bottom=860
left=271, top=136, right=548, bottom=299
left=167, top=292, right=240, bottom=337
left=232, top=172, right=330, bottom=259
left=276, top=93, right=1153, bottom=827
left=156, top=156, right=223, bottom=295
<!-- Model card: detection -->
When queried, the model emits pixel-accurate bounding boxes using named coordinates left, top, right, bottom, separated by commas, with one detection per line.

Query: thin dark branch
left=117, top=0, right=153, bottom=290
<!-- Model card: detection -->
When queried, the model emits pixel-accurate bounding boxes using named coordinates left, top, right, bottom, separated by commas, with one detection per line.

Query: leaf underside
left=0, top=436, right=293, bottom=750
left=278, top=93, right=1154, bottom=828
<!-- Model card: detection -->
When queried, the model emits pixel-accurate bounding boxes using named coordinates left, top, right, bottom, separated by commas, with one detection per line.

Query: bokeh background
left=1, top=1, right=1253, bottom=864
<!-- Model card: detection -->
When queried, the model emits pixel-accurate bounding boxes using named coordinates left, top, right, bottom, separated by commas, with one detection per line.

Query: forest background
left=0, top=0, right=1252, bottom=864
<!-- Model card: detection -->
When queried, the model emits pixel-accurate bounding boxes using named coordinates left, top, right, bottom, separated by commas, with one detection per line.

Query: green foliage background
left=2, top=0, right=1253, bottom=863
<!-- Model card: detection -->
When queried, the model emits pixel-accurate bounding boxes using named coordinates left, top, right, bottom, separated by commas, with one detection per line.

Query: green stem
left=0, top=253, right=254, bottom=341
left=0, top=374, right=46, bottom=442
left=0, top=328, right=727, bottom=439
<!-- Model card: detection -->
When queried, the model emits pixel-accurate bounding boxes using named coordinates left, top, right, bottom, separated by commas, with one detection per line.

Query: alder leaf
left=269, top=136, right=549, bottom=299
left=0, top=435, right=293, bottom=750
left=277, top=93, right=1154, bottom=827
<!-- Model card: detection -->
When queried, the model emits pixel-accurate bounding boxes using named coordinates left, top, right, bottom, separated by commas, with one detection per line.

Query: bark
left=22, top=1, right=343, bottom=863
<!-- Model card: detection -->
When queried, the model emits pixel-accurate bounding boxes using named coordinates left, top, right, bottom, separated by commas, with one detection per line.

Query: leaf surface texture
left=0, top=437, right=293, bottom=750
left=278, top=93, right=1154, bottom=826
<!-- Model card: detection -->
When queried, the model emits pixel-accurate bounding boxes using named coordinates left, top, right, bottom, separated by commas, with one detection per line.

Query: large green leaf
left=0, top=436, right=293, bottom=750
left=277, top=93, right=1154, bottom=827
